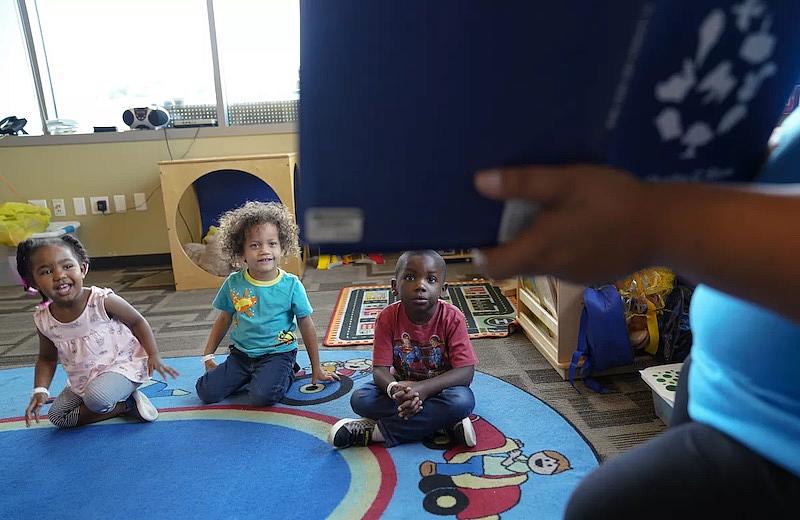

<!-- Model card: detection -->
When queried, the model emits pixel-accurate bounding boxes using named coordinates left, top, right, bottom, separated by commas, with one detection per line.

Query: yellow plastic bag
left=616, top=268, right=675, bottom=355
left=0, top=202, right=51, bottom=247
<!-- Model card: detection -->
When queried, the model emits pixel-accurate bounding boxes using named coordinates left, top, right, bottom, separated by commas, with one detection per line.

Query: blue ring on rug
left=0, top=407, right=397, bottom=520
left=282, top=374, right=354, bottom=406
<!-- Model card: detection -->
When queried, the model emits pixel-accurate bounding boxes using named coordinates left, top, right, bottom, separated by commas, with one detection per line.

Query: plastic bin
left=1, top=221, right=81, bottom=287
left=640, top=363, right=683, bottom=425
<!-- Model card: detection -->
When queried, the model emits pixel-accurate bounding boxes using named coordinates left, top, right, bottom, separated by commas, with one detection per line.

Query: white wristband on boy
left=32, top=387, right=49, bottom=398
left=202, top=354, right=216, bottom=363
left=386, top=381, right=399, bottom=399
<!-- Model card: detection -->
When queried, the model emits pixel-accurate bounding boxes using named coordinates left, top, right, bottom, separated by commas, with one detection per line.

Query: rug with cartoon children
left=0, top=351, right=598, bottom=519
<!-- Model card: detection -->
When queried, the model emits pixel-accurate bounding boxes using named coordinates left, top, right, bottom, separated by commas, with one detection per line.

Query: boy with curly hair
left=196, top=201, right=337, bottom=406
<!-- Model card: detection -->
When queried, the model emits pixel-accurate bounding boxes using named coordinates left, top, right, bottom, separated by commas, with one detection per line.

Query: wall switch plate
left=73, top=197, right=87, bottom=216
left=113, top=194, right=127, bottom=213
left=51, top=198, right=66, bottom=217
left=90, top=196, right=111, bottom=215
left=133, top=192, right=147, bottom=211
left=28, top=199, right=48, bottom=209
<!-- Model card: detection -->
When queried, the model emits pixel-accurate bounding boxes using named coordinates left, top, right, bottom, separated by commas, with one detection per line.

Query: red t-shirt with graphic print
left=373, top=300, right=477, bottom=381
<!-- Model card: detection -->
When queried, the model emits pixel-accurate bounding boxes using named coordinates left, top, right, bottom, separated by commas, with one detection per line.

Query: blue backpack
left=569, top=285, right=633, bottom=393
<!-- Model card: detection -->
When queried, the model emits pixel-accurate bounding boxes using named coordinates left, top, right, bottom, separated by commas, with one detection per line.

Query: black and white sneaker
left=125, top=390, right=158, bottom=422
left=328, top=418, right=377, bottom=448
left=451, top=416, right=477, bottom=447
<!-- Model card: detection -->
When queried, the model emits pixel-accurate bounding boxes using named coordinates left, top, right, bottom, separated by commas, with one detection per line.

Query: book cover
left=299, top=0, right=800, bottom=252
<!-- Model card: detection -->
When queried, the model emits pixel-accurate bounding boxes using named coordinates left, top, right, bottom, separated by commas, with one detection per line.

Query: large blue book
left=298, top=1, right=800, bottom=252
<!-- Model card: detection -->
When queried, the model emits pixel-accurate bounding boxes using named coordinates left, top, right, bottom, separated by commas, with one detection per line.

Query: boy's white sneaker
left=126, top=390, right=158, bottom=422
left=452, top=416, right=477, bottom=447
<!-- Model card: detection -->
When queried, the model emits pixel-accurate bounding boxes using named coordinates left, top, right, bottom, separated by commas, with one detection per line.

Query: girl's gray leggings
left=48, top=372, right=139, bottom=428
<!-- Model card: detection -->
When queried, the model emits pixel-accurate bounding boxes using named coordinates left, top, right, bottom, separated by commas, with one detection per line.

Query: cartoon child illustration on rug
left=418, top=415, right=571, bottom=519
left=294, top=357, right=373, bottom=381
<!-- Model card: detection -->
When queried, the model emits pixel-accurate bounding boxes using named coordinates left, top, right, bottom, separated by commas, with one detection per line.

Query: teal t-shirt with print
left=212, top=268, right=312, bottom=357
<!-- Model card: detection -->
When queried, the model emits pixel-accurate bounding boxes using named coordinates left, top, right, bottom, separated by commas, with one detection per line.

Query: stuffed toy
left=182, top=226, right=233, bottom=277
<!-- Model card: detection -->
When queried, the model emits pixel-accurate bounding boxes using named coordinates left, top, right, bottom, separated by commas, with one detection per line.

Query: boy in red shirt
left=328, top=250, right=477, bottom=448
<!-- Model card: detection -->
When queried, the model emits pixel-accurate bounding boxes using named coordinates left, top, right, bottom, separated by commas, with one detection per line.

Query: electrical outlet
left=28, top=199, right=48, bottom=209
left=113, top=194, right=127, bottom=213
left=133, top=192, right=147, bottom=211
left=52, top=198, right=66, bottom=217
left=73, top=197, right=87, bottom=216
left=90, top=196, right=111, bottom=215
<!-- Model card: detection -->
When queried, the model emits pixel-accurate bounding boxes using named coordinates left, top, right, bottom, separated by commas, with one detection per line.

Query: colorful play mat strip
left=324, top=281, right=517, bottom=347
left=0, top=353, right=598, bottom=519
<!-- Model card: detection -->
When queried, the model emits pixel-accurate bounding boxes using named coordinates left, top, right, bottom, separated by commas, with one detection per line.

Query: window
left=214, top=0, right=299, bottom=126
left=11, top=0, right=300, bottom=135
left=215, top=0, right=300, bottom=103
left=34, top=0, right=216, bottom=130
left=0, top=0, right=43, bottom=135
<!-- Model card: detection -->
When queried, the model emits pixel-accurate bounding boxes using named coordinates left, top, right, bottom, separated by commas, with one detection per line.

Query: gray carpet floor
left=0, top=259, right=665, bottom=460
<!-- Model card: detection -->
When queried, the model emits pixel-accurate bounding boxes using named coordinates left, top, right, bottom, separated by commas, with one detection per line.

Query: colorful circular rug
left=0, top=352, right=598, bottom=519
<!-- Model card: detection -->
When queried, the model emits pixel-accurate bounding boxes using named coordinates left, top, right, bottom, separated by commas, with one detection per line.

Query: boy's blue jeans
left=196, top=347, right=297, bottom=407
left=350, top=382, right=475, bottom=447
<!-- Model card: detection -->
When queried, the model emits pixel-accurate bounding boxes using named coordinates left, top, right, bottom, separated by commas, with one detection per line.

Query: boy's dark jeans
left=196, top=347, right=297, bottom=407
left=351, top=382, right=475, bottom=447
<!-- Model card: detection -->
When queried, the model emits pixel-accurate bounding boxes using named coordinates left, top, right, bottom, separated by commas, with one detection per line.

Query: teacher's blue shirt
left=688, top=108, right=800, bottom=477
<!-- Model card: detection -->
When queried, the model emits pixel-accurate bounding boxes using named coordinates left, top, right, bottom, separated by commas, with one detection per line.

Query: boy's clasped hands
left=390, top=380, right=427, bottom=419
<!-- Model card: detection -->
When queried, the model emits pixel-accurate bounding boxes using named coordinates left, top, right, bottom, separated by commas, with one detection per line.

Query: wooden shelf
left=159, top=154, right=303, bottom=291
left=516, top=276, right=658, bottom=380
left=517, top=276, right=584, bottom=380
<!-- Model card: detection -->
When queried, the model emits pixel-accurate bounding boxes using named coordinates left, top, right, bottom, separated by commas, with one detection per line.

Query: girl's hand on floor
left=148, top=356, right=180, bottom=379
left=312, top=366, right=340, bottom=385
left=24, top=393, right=47, bottom=427
left=204, top=359, right=218, bottom=372
left=473, top=164, right=652, bottom=283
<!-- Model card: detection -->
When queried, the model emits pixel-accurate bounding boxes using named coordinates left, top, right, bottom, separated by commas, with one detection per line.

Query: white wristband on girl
left=32, top=387, right=49, bottom=398
left=386, top=381, right=399, bottom=398
left=202, top=354, right=216, bottom=363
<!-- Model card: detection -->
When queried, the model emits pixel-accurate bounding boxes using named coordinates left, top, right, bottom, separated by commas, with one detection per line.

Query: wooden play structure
left=159, top=154, right=303, bottom=291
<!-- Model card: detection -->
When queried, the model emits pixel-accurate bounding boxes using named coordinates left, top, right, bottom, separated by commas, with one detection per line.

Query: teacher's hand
left=473, top=165, right=654, bottom=283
